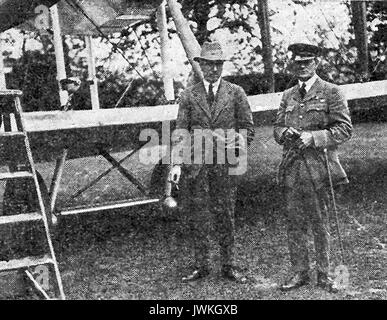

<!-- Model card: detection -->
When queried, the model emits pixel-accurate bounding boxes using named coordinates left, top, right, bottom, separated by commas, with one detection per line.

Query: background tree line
left=1, top=0, right=386, bottom=118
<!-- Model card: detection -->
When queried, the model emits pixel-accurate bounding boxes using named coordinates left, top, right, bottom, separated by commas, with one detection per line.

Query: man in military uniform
left=273, top=43, right=352, bottom=292
left=169, top=41, right=255, bottom=283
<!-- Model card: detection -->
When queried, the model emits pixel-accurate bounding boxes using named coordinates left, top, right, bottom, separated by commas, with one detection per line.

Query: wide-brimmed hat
left=194, top=41, right=228, bottom=62
left=288, top=43, right=321, bottom=61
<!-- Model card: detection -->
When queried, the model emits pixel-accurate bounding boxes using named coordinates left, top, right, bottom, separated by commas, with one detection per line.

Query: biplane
left=0, top=0, right=386, bottom=300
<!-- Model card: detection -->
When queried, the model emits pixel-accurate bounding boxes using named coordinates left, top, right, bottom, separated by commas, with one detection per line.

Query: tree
left=5, top=31, right=61, bottom=112
left=3, top=0, right=386, bottom=112
left=367, top=1, right=387, bottom=80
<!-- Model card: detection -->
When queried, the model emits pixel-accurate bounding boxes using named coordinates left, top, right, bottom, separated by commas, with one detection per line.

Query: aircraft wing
left=0, top=79, right=379, bottom=163
left=0, top=0, right=163, bottom=34
left=22, top=79, right=387, bottom=132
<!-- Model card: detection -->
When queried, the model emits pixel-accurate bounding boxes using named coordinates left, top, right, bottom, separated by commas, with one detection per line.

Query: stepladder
left=0, top=90, right=65, bottom=300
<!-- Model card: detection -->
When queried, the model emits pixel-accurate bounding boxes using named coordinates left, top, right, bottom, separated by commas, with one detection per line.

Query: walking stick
left=323, top=148, right=349, bottom=290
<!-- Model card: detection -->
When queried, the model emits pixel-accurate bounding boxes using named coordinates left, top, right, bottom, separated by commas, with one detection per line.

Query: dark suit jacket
left=173, top=79, right=255, bottom=178
left=274, top=76, right=352, bottom=188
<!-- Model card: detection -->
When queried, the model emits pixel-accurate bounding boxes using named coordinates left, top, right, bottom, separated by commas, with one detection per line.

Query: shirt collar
left=298, top=73, right=318, bottom=93
left=203, top=78, right=221, bottom=94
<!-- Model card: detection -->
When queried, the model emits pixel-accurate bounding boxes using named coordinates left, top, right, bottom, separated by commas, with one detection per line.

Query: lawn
left=1, top=122, right=386, bottom=300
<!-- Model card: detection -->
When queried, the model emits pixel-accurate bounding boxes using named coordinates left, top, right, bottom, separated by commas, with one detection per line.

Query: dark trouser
left=285, top=182, right=330, bottom=274
left=182, top=165, right=237, bottom=270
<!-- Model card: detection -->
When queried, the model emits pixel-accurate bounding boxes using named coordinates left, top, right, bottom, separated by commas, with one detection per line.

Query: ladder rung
left=0, top=255, right=53, bottom=272
left=0, top=171, right=33, bottom=180
left=0, top=131, right=25, bottom=138
left=0, top=212, right=42, bottom=225
left=0, top=90, right=23, bottom=97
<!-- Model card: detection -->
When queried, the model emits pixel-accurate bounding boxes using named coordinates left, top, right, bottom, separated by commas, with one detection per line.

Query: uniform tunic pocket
left=304, top=102, right=328, bottom=127
left=285, top=104, right=297, bottom=126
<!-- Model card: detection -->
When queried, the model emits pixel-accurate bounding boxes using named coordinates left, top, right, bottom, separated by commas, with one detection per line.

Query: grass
left=0, top=122, right=386, bottom=300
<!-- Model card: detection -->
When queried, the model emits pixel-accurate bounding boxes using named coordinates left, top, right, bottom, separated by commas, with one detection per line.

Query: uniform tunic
left=274, top=75, right=352, bottom=273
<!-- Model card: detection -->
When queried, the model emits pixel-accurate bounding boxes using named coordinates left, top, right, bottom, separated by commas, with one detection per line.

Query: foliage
left=367, top=1, right=387, bottom=80
left=177, top=0, right=360, bottom=86
left=4, top=31, right=172, bottom=111
left=97, top=70, right=167, bottom=109
left=1, top=0, right=386, bottom=111
left=6, top=47, right=61, bottom=112
left=179, top=0, right=386, bottom=86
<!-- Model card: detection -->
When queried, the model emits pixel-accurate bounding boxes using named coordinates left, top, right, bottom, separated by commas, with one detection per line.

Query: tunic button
left=299, top=115, right=303, bottom=119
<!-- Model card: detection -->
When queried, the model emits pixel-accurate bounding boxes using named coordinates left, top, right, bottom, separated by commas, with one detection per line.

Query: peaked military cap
left=288, top=43, right=321, bottom=61
left=60, top=77, right=81, bottom=86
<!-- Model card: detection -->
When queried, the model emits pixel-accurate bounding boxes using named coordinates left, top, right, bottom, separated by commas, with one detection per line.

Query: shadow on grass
left=344, top=159, right=387, bottom=205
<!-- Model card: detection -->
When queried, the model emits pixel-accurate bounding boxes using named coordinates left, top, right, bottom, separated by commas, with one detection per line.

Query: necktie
left=208, top=83, right=215, bottom=107
left=299, top=82, right=307, bottom=100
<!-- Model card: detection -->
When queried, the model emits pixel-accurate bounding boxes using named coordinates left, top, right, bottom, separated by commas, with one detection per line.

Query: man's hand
left=212, top=131, right=246, bottom=150
left=168, top=165, right=181, bottom=184
left=297, top=131, right=314, bottom=150
left=283, top=127, right=301, bottom=142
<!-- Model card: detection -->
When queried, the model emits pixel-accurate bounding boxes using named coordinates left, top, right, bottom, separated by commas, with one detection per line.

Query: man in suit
left=169, top=41, right=255, bottom=283
left=273, top=43, right=352, bottom=292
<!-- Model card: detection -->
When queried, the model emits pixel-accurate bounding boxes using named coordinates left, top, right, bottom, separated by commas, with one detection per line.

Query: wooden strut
left=60, top=198, right=160, bottom=216
left=85, top=35, right=100, bottom=110
left=25, top=270, right=51, bottom=300
left=114, top=79, right=134, bottom=108
left=0, top=41, right=6, bottom=89
left=49, top=148, right=68, bottom=213
left=167, top=0, right=203, bottom=81
left=68, top=143, right=146, bottom=200
left=36, top=143, right=161, bottom=218
left=98, top=148, right=148, bottom=195
left=50, top=4, right=68, bottom=107
left=157, top=0, right=175, bottom=101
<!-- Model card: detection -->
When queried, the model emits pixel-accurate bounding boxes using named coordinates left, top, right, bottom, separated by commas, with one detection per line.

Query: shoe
left=279, top=271, right=310, bottom=292
left=182, top=268, right=210, bottom=282
left=221, top=266, right=248, bottom=284
left=317, top=272, right=338, bottom=293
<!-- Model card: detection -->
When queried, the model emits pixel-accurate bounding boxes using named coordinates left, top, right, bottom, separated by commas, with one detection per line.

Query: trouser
left=182, top=164, right=237, bottom=269
left=285, top=182, right=330, bottom=274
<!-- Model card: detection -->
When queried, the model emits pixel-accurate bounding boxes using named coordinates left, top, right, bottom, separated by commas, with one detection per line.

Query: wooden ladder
left=0, top=90, right=65, bottom=300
